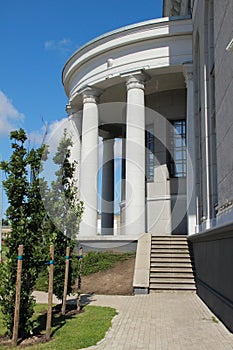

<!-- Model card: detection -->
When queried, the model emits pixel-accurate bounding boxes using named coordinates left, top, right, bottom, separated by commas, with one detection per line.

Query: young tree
left=41, top=130, right=84, bottom=300
left=0, top=127, right=83, bottom=337
left=0, top=129, right=47, bottom=337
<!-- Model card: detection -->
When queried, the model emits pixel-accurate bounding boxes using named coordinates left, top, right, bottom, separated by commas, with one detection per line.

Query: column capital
left=80, top=86, right=102, bottom=104
left=66, top=104, right=80, bottom=117
left=123, top=70, right=150, bottom=91
left=183, top=63, right=193, bottom=85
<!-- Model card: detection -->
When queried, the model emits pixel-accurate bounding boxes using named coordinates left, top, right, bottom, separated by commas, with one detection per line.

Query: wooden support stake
left=12, top=245, right=23, bottom=347
left=46, top=244, right=54, bottom=341
left=77, top=247, right=83, bottom=312
left=61, top=246, right=70, bottom=315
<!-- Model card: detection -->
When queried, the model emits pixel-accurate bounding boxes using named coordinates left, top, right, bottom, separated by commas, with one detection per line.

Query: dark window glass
left=170, top=120, right=186, bottom=177
left=146, top=126, right=154, bottom=182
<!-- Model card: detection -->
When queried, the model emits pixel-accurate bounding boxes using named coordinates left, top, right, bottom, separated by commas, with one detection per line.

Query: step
left=150, top=272, right=194, bottom=278
left=151, top=253, right=191, bottom=258
left=150, top=284, right=196, bottom=291
left=150, top=267, right=194, bottom=273
left=151, top=241, right=188, bottom=246
left=151, top=252, right=191, bottom=260
left=152, top=237, right=187, bottom=239
left=150, top=279, right=195, bottom=284
left=151, top=243, right=189, bottom=248
left=150, top=262, right=193, bottom=268
left=151, top=237, right=188, bottom=244
left=151, top=248, right=189, bottom=253
left=151, top=255, right=190, bottom=262
left=151, top=235, right=187, bottom=239
left=150, top=277, right=195, bottom=283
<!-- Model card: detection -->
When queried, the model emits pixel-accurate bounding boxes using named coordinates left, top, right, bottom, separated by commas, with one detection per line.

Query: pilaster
left=183, top=63, right=196, bottom=235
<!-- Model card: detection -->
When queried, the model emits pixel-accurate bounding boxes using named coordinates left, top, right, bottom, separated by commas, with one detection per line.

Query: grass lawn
left=0, top=304, right=117, bottom=350
left=81, top=251, right=136, bottom=276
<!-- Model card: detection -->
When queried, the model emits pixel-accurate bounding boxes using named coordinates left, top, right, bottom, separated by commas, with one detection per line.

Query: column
left=79, top=88, right=101, bottom=236
left=203, top=64, right=212, bottom=229
left=125, top=73, right=147, bottom=235
left=66, top=105, right=82, bottom=194
left=120, top=138, right=126, bottom=235
left=101, top=138, right=114, bottom=235
left=183, top=63, right=196, bottom=235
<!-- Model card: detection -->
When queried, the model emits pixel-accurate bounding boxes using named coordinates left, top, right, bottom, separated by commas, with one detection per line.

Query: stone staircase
left=150, top=235, right=196, bottom=292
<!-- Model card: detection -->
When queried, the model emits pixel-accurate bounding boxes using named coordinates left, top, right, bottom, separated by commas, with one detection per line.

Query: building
left=62, top=0, right=233, bottom=331
left=63, top=2, right=193, bottom=240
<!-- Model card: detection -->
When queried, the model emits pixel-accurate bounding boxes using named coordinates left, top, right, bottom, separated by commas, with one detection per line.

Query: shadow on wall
left=189, top=224, right=233, bottom=333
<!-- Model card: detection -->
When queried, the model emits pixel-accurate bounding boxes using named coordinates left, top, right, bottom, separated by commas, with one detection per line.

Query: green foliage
left=0, top=129, right=47, bottom=337
left=1, top=244, right=6, bottom=260
left=82, top=251, right=136, bottom=276
left=41, top=130, right=84, bottom=300
left=34, top=243, right=81, bottom=297
left=34, top=269, right=49, bottom=292
left=0, top=128, right=83, bottom=338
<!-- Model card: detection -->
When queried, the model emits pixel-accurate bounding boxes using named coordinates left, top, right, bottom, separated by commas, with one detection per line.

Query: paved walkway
left=33, top=291, right=233, bottom=350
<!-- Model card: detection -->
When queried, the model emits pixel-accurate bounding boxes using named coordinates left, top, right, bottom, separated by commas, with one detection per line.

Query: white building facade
left=62, top=0, right=233, bottom=240
left=63, top=12, right=194, bottom=238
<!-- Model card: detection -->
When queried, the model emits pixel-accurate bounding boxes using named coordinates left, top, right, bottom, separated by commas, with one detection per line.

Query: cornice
left=62, top=17, right=192, bottom=95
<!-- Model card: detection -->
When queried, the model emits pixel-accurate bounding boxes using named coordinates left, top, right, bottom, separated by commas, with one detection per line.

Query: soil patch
left=80, top=257, right=135, bottom=295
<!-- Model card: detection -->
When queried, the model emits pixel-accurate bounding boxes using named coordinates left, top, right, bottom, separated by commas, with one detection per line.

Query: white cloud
left=28, top=117, right=68, bottom=149
left=28, top=126, right=47, bottom=147
left=0, top=91, right=24, bottom=135
left=44, top=38, right=74, bottom=55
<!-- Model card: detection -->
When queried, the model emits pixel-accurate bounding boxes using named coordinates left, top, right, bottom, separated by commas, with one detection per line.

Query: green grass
left=34, top=251, right=135, bottom=292
left=81, top=251, right=135, bottom=276
left=0, top=304, right=117, bottom=350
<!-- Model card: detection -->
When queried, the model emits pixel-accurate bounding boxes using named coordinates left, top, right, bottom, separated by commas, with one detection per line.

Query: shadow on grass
left=33, top=294, right=96, bottom=338
left=32, top=304, right=75, bottom=337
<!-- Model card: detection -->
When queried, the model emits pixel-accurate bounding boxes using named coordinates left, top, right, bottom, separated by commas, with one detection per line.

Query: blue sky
left=0, top=0, right=163, bottom=216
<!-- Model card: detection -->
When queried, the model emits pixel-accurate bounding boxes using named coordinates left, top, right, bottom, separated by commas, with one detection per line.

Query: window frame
left=146, top=125, right=155, bottom=182
left=169, top=120, right=187, bottom=178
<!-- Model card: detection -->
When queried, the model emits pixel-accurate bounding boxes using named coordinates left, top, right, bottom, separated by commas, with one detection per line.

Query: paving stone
left=79, top=292, right=233, bottom=350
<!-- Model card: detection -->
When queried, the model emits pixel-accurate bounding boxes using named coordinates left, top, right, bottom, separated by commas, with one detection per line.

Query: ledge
left=78, top=234, right=142, bottom=241
left=188, top=222, right=233, bottom=243
left=133, top=233, right=151, bottom=293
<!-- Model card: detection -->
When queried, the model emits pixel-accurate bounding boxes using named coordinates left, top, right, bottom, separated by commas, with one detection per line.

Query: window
left=146, top=126, right=155, bottom=182
left=170, top=120, right=186, bottom=177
